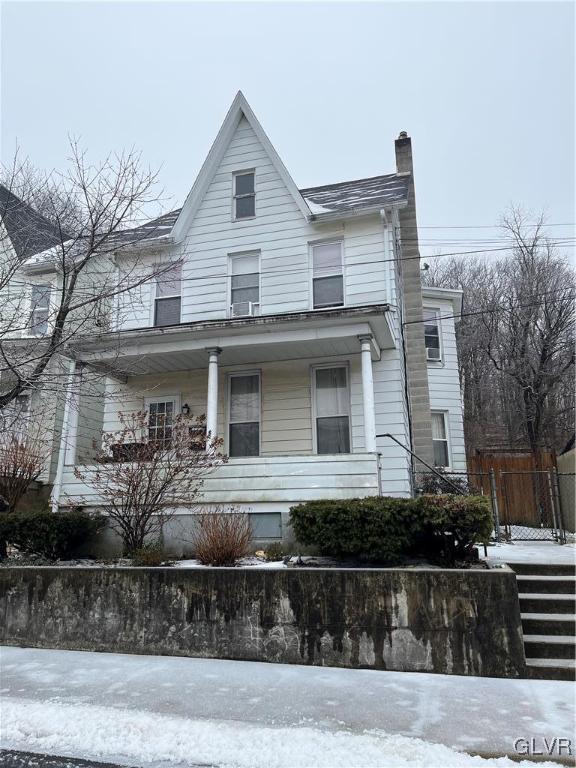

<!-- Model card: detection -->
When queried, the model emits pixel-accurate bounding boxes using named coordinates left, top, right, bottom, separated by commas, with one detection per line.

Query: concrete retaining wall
left=0, top=566, right=526, bottom=677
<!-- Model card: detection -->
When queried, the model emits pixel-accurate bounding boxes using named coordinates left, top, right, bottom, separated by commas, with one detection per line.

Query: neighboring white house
left=4, top=93, right=465, bottom=547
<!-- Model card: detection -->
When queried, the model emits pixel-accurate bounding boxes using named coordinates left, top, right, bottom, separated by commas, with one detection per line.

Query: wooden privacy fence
left=466, top=450, right=567, bottom=540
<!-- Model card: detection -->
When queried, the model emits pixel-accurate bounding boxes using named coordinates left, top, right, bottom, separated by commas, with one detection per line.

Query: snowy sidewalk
left=1, top=647, right=574, bottom=768
left=482, top=541, right=576, bottom=566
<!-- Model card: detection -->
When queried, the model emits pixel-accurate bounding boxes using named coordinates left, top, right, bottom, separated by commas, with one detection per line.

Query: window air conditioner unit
left=231, top=301, right=258, bottom=318
left=426, top=346, right=441, bottom=361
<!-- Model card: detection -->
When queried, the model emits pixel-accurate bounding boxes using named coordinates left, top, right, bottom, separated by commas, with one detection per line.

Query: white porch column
left=50, top=358, right=78, bottom=513
left=359, top=335, right=377, bottom=453
left=205, top=347, right=221, bottom=447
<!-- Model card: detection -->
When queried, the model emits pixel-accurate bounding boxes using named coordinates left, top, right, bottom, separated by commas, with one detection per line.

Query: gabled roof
left=0, top=184, right=64, bottom=260
left=172, top=91, right=311, bottom=241
left=301, top=174, right=409, bottom=216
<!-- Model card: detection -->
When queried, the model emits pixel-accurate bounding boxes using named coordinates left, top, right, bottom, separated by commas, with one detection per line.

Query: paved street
left=1, top=647, right=573, bottom=767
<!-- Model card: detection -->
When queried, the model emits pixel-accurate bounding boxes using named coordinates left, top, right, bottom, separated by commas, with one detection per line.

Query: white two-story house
left=10, top=93, right=465, bottom=547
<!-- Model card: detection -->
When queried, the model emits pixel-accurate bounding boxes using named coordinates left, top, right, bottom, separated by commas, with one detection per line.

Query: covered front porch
left=54, top=306, right=407, bottom=538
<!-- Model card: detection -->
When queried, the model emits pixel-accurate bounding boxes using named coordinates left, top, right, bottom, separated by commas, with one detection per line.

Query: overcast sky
left=1, top=1, right=574, bottom=258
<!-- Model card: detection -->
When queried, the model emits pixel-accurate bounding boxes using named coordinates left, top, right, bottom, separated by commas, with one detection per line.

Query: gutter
left=308, top=199, right=407, bottom=223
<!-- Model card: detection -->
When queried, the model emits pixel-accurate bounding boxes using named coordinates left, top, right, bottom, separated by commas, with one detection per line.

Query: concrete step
left=509, top=562, right=576, bottom=577
left=523, top=635, right=576, bottom=659
left=516, top=575, right=576, bottom=595
left=521, top=613, right=576, bottom=636
left=518, top=594, right=576, bottom=614
left=526, top=658, right=576, bottom=682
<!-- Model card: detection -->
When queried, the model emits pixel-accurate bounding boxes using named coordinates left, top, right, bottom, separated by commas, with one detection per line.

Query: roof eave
left=308, top=200, right=407, bottom=223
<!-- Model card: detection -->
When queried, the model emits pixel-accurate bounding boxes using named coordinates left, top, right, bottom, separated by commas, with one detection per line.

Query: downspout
left=50, top=357, right=77, bottom=514
left=381, top=207, right=415, bottom=495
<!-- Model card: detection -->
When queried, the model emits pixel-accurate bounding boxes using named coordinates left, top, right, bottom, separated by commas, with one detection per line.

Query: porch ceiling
left=69, top=305, right=395, bottom=377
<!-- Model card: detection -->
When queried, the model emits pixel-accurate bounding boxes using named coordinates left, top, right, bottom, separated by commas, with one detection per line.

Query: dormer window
left=29, top=284, right=51, bottom=336
left=233, top=171, right=255, bottom=220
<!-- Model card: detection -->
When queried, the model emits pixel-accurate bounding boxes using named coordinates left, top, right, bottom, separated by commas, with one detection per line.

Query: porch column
left=205, top=347, right=221, bottom=447
left=50, top=358, right=78, bottom=513
left=359, top=335, right=377, bottom=453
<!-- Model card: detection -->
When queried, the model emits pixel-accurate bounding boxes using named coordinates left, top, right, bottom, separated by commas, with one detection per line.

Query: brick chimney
left=394, top=132, right=434, bottom=469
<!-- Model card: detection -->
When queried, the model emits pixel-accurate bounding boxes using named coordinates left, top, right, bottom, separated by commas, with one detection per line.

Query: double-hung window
left=228, top=373, right=260, bottom=457
left=312, top=241, right=344, bottom=309
left=230, top=253, right=260, bottom=317
left=154, top=264, right=182, bottom=327
left=29, top=284, right=51, bottom=336
left=314, top=366, right=350, bottom=454
left=431, top=411, right=450, bottom=468
left=423, top=308, right=441, bottom=361
left=147, top=398, right=178, bottom=445
left=233, top=171, right=255, bottom=220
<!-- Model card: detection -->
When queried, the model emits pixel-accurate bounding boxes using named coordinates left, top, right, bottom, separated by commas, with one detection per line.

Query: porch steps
left=511, top=562, right=576, bottom=681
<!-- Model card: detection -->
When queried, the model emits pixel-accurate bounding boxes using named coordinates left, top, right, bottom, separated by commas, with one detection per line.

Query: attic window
left=233, top=171, right=255, bottom=220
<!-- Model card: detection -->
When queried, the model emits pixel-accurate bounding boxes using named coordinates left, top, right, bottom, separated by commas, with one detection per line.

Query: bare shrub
left=0, top=434, right=48, bottom=511
left=74, top=411, right=227, bottom=555
left=192, top=509, right=253, bottom=566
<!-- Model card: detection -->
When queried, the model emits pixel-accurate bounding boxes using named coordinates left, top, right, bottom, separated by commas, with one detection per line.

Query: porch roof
left=68, top=304, right=394, bottom=376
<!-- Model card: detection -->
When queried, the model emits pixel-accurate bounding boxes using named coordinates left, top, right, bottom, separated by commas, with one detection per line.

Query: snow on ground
left=1, top=648, right=573, bottom=768
left=483, top=540, right=576, bottom=565
left=172, top=556, right=287, bottom=569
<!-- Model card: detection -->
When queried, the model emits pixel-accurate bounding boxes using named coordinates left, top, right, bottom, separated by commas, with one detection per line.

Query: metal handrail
left=376, top=432, right=466, bottom=495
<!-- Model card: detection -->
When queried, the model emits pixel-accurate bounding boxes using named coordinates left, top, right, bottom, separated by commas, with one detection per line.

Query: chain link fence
left=412, top=468, right=573, bottom=544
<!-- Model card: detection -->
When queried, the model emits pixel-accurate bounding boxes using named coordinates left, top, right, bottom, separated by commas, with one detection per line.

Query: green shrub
left=131, top=543, right=170, bottom=567
left=415, top=494, right=493, bottom=562
left=289, top=497, right=420, bottom=563
left=263, top=541, right=288, bottom=561
left=289, top=495, right=493, bottom=565
left=0, top=508, right=105, bottom=561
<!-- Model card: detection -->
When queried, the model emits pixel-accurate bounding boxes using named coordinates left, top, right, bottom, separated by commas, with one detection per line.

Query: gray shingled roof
left=22, top=172, right=409, bottom=258
left=107, top=208, right=182, bottom=249
left=0, top=184, right=64, bottom=259
left=300, top=173, right=409, bottom=215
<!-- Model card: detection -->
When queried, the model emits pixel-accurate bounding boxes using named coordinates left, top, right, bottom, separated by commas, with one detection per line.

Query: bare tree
left=0, top=140, right=172, bottom=411
left=424, top=208, right=575, bottom=456
left=73, top=411, right=227, bottom=554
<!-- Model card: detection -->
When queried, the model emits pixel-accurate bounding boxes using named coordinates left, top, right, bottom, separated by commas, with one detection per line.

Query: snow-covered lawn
left=483, top=540, right=576, bottom=565
left=1, top=648, right=573, bottom=768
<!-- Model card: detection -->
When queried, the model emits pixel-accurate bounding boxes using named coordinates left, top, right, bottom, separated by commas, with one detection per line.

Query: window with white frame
left=431, top=411, right=450, bottom=468
left=146, top=398, right=178, bottom=445
left=0, top=394, right=30, bottom=443
left=228, top=373, right=260, bottom=457
left=28, top=284, right=51, bottom=335
left=154, top=264, right=182, bottom=327
left=423, top=308, right=441, bottom=361
left=233, top=171, right=255, bottom=220
left=312, top=241, right=344, bottom=309
left=230, top=253, right=260, bottom=317
left=314, top=366, right=350, bottom=454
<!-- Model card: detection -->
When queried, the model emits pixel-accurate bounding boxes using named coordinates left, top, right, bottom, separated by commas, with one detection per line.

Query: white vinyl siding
left=425, top=296, right=466, bottom=473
